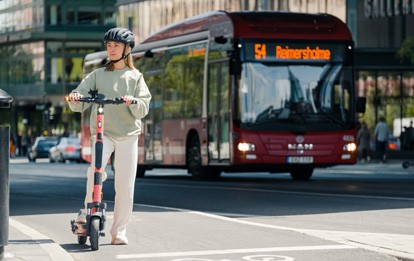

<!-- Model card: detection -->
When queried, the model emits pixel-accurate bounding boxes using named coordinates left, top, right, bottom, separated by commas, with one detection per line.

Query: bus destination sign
left=243, top=40, right=346, bottom=63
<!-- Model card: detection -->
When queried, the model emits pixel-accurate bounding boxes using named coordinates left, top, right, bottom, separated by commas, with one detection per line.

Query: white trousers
left=84, top=134, right=138, bottom=238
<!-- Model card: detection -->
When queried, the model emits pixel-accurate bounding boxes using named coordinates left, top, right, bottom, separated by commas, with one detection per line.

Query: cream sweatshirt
left=68, top=67, right=151, bottom=138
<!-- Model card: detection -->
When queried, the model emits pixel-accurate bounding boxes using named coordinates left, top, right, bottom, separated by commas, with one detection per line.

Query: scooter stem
left=93, top=103, right=104, bottom=203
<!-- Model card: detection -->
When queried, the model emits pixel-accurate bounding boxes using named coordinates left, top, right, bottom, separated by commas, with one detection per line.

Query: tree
left=397, top=36, right=414, bottom=65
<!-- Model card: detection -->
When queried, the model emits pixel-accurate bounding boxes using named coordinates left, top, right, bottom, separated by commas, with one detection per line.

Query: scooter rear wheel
left=78, top=235, right=87, bottom=245
left=90, top=217, right=100, bottom=250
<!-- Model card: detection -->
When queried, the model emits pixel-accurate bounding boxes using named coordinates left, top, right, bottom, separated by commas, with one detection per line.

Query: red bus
left=80, top=11, right=365, bottom=180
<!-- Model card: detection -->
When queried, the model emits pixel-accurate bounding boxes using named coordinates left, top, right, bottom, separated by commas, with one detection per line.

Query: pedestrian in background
left=357, top=122, right=371, bottom=162
left=9, top=134, right=16, bottom=158
left=374, top=116, right=390, bottom=163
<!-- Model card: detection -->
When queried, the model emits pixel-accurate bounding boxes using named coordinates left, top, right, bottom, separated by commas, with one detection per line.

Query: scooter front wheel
left=89, top=217, right=100, bottom=250
left=78, top=235, right=87, bottom=245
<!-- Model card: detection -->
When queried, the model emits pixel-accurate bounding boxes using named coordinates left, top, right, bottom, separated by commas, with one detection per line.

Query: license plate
left=287, top=156, right=314, bottom=164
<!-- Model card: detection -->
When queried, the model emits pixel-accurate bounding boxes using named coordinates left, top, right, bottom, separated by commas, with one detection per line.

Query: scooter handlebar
left=66, top=96, right=137, bottom=105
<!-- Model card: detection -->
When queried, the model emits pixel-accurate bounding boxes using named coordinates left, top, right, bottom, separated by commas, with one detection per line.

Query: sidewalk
left=3, top=218, right=74, bottom=261
left=323, top=158, right=414, bottom=175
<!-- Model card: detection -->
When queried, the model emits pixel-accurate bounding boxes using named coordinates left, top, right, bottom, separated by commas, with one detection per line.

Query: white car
left=48, top=137, right=82, bottom=163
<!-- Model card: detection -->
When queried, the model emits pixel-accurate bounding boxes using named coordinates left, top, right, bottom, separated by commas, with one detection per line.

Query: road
left=7, top=158, right=414, bottom=261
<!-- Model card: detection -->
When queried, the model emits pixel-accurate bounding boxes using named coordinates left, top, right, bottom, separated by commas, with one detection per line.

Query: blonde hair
left=105, top=44, right=136, bottom=71
left=125, top=45, right=135, bottom=69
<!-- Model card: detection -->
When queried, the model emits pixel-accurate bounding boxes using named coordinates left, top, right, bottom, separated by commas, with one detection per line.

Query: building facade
left=350, top=0, right=414, bottom=153
left=0, top=0, right=116, bottom=141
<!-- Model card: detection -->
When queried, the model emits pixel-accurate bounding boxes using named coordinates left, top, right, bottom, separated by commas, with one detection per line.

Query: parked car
left=28, top=137, right=58, bottom=162
left=48, top=137, right=82, bottom=163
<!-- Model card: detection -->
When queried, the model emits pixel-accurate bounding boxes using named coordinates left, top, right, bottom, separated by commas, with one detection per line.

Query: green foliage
left=397, top=36, right=414, bottom=65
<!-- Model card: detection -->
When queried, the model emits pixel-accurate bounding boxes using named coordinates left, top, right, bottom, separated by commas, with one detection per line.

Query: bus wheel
left=187, top=136, right=209, bottom=180
left=136, top=166, right=146, bottom=178
left=290, top=168, right=313, bottom=181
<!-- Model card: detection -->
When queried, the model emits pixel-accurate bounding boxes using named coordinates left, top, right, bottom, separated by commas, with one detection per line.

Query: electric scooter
left=69, top=90, right=135, bottom=250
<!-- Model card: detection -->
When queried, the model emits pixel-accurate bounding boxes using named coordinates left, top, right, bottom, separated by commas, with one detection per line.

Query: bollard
left=0, top=89, right=12, bottom=260
left=0, top=127, right=10, bottom=260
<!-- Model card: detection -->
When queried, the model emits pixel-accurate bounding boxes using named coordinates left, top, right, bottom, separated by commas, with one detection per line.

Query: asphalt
left=1, top=158, right=414, bottom=261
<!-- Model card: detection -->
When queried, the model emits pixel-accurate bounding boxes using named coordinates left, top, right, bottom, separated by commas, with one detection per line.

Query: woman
left=68, top=27, right=151, bottom=245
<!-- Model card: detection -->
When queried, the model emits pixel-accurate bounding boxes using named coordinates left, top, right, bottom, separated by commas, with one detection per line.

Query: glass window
left=357, top=71, right=377, bottom=131
left=66, top=8, right=75, bottom=24
left=238, top=62, right=354, bottom=132
left=46, top=41, right=102, bottom=86
left=48, top=4, right=61, bottom=25
left=377, top=71, right=401, bottom=97
left=78, top=11, right=100, bottom=25
left=104, top=12, right=116, bottom=25
left=0, top=41, right=44, bottom=85
left=376, top=71, right=401, bottom=137
left=164, top=46, right=187, bottom=119
left=185, top=42, right=205, bottom=117
left=401, top=71, right=414, bottom=150
left=403, top=71, right=414, bottom=97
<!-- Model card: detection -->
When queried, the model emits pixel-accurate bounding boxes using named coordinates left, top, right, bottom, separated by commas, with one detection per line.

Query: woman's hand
left=68, top=92, right=83, bottom=104
left=121, top=95, right=135, bottom=105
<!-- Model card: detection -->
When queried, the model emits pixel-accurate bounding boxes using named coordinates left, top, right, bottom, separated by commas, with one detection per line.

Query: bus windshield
left=238, top=62, right=354, bottom=132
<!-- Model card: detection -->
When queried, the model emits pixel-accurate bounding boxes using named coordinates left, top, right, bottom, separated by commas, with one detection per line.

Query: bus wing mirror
left=214, top=36, right=227, bottom=44
left=356, top=97, right=366, bottom=114
left=145, top=50, right=154, bottom=58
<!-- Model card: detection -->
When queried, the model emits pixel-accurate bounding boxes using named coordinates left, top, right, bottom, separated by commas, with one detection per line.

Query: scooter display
left=69, top=90, right=135, bottom=250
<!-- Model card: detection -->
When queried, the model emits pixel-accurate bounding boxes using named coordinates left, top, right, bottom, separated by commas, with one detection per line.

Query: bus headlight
left=343, top=143, right=357, bottom=152
left=238, top=142, right=255, bottom=152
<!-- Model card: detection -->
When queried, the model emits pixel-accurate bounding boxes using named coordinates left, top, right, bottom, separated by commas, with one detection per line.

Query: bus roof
left=140, top=11, right=352, bottom=46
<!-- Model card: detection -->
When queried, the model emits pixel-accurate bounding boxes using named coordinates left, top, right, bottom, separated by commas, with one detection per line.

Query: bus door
left=208, top=60, right=230, bottom=162
left=143, top=71, right=163, bottom=164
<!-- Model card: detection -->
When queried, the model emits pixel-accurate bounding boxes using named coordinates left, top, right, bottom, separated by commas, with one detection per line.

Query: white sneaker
left=76, top=209, right=86, bottom=223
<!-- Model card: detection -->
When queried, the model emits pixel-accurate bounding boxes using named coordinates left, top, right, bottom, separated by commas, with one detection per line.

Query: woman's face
left=106, top=41, right=125, bottom=61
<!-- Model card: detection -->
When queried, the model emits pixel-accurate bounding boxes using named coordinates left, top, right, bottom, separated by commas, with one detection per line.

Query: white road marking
left=9, top=218, right=75, bottom=261
left=116, top=244, right=354, bottom=259
left=136, top=204, right=414, bottom=261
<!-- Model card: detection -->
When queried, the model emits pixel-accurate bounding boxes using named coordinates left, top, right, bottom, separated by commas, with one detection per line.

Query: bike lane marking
left=116, top=203, right=356, bottom=260
left=116, top=203, right=414, bottom=261
left=9, top=218, right=75, bottom=261
left=116, top=244, right=354, bottom=259
left=171, top=255, right=295, bottom=261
